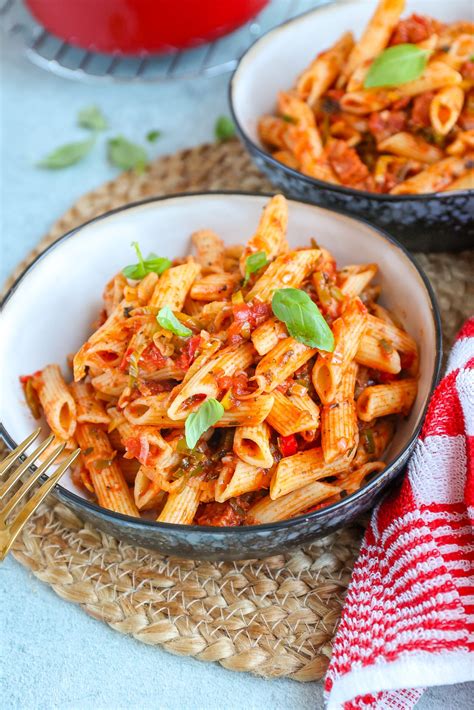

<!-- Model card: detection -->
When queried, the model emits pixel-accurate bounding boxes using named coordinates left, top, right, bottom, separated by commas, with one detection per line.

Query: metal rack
left=0, top=0, right=328, bottom=83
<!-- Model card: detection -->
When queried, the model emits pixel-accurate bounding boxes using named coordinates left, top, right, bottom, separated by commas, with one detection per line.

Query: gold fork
left=0, top=428, right=81, bottom=561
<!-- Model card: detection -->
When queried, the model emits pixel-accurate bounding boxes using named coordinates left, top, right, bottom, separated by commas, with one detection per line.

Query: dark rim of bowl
left=0, top=190, right=443, bottom=535
left=229, top=2, right=473, bottom=202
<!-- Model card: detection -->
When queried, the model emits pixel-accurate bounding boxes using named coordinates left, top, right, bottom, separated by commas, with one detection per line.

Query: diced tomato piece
left=411, top=92, right=435, bottom=129
left=326, top=140, right=373, bottom=189
left=232, top=372, right=251, bottom=397
left=196, top=501, right=245, bottom=527
left=216, top=374, right=233, bottom=392
left=368, top=110, right=406, bottom=142
left=140, top=343, right=167, bottom=371
left=390, top=14, right=443, bottom=45
left=175, top=335, right=201, bottom=370
left=279, top=434, right=299, bottom=457
left=249, top=301, right=271, bottom=325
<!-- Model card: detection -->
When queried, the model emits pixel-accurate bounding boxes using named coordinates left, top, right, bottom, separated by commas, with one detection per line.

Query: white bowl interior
left=232, top=0, right=471, bottom=146
left=0, top=194, right=438, bottom=499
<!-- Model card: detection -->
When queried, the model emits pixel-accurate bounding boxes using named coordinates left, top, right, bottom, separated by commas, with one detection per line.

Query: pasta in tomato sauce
left=258, top=0, right=473, bottom=194
left=21, top=195, right=419, bottom=526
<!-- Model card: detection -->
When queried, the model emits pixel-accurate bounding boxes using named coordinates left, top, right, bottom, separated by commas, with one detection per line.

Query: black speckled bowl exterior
left=228, top=1, right=474, bottom=254
left=0, top=192, right=442, bottom=561
left=239, top=142, right=474, bottom=253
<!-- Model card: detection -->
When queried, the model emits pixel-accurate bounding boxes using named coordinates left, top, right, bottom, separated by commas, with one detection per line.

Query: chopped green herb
left=122, top=242, right=171, bottom=280
left=37, top=136, right=95, bottom=169
left=94, top=458, right=114, bottom=470
left=185, top=398, right=224, bottom=449
left=108, top=136, right=148, bottom=172
left=281, top=114, right=297, bottom=124
left=157, top=306, right=192, bottom=337
left=272, top=288, right=334, bottom=352
left=78, top=105, right=107, bottom=131
left=146, top=130, right=162, bottom=143
left=379, top=338, right=394, bottom=354
left=82, top=447, right=94, bottom=456
left=363, top=429, right=375, bottom=455
left=364, top=44, right=430, bottom=89
left=243, top=251, right=268, bottom=285
left=215, top=116, right=235, bottom=142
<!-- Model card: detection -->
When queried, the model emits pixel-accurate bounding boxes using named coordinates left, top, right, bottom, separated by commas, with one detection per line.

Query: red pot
left=25, top=0, right=269, bottom=55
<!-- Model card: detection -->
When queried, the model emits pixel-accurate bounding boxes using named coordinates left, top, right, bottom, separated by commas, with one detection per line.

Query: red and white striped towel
left=325, top=318, right=474, bottom=709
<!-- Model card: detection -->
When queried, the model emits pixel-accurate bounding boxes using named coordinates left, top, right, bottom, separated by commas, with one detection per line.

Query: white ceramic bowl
left=230, top=0, right=473, bottom=252
left=0, top=193, right=441, bottom=559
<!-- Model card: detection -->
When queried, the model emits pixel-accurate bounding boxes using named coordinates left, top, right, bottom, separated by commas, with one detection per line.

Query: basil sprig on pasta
left=272, top=288, right=334, bottom=352
left=243, top=251, right=268, bottom=285
left=122, top=242, right=171, bottom=280
left=185, top=398, right=224, bottom=449
left=364, top=44, right=430, bottom=88
left=157, top=306, right=192, bottom=337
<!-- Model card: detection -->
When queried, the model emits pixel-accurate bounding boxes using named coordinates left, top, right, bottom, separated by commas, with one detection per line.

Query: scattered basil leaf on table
left=272, top=288, right=334, bottom=351
left=157, top=306, right=192, bottom=337
left=122, top=241, right=171, bottom=279
left=215, top=116, right=235, bottom=141
left=108, top=136, right=148, bottom=172
left=364, top=44, right=430, bottom=88
left=185, top=398, right=225, bottom=449
left=243, top=251, right=268, bottom=285
left=78, top=105, right=108, bottom=131
left=37, top=136, right=95, bottom=169
left=146, top=130, right=162, bottom=143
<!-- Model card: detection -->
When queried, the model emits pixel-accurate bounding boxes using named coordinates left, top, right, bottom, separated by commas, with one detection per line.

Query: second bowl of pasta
left=0, top=192, right=441, bottom=559
left=230, top=0, right=473, bottom=252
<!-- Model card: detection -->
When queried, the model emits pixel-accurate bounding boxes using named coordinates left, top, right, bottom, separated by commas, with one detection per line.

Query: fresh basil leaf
left=272, top=288, right=334, bottom=352
left=144, top=253, right=172, bottom=275
left=78, top=105, right=107, bottom=131
left=108, top=136, right=148, bottom=172
left=146, top=130, right=161, bottom=143
left=470, top=54, right=474, bottom=62
left=364, top=44, right=430, bottom=88
left=185, top=398, right=224, bottom=449
left=157, top=306, right=192, bottom=337
left=215, top=116, right=235, bottom=142
left=122, top=242, right=171, bottom=280
left=37, top=136, right=95, bottom=169
left=243, top=251, right=268, bottom=286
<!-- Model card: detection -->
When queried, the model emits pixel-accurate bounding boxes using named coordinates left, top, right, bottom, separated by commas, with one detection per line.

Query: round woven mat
left=3, top=140, right=473, bottom=682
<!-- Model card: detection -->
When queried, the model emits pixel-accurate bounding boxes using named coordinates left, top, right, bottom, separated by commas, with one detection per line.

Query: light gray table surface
left=1, top=22, right=472, bottom=710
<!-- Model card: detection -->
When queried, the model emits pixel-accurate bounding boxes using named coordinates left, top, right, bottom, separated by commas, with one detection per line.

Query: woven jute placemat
left=2, top=140, right=473, bottom=682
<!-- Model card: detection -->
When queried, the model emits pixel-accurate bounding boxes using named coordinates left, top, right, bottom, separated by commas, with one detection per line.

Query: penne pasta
left=246, top=249, right=321, bottom=303
left=23, top=195, right=419, bottom=526
left=270, top=447, right=352, bottom=499
left=239, top=194, right=288, bottom=275
left=429, top=86, right=465, bottom=136
left=312, top=298, right=368, bottom=404
left=357, top=378, right=418, bottom=421
left=340, top=0, right=405, bottom=85
left=33, top=364, right=77, bottom=440
left=191, top=229, right=225, bottom=274
left=298, top=31, right=355, bottom=105
left=233, top=423, right=273, bottom=468
left=249, top=480, right=340, bottom=523
left=75, top=423, right=139, bottom=516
